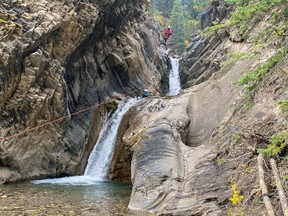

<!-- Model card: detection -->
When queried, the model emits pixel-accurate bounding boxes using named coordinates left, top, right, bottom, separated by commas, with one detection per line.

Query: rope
left=146, top=44, right=161, bottom=87
left=0, top=46, right=163, bottom=144
left=0, top=8, right=165, bottom=144
left=0, top=87, right=144, bottom=143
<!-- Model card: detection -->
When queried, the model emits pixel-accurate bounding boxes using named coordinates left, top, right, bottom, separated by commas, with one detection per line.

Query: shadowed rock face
left=181, top=0, right=232, bottom=89
left=180, top=32, right=229, bottom=88
left=201, top=0, right=230, bottom=30
left=0, top=0, right=168, bottom=182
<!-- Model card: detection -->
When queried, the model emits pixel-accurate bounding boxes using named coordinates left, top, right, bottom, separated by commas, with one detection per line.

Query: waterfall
left=84, top=98, right=139, bottom=180
left=168, top=57, right=181, bottom=96
left=33, top=98, right=139, bottom=185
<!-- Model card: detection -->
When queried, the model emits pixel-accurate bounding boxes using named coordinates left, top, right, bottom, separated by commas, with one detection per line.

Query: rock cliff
left=1, top=0, right=288, bottom=215
left=112, top=1, right=288, bottom=215
left=181, top=0, right=231, bottom=88
left=122, top=52, right=257, bottom=214
left=0, top=0, right=168, bottom=182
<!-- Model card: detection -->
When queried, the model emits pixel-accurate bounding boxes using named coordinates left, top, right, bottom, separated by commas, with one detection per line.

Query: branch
left=270, top=158, right=288, bottom=216
left=241, top=188, right=260, bottom=207
left=258, top=153, right=275, bottom=216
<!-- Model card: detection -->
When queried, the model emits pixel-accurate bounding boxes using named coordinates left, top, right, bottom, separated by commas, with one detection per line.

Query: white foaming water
left=32, top=98, right=139, bottom=185
left=84, top=98, right=139, bottom=179
left=32, top=176, right=100, bottom=185
left=168, top=57, right=181, bottom=96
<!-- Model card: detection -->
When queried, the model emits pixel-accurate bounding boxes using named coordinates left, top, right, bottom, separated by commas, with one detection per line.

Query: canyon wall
left=0, top=0, right=168, bottom=182
left=113, top=0, right=288, bottom=215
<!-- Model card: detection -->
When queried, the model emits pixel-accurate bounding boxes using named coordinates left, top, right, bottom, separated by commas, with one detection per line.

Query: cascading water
left=33, top=98, right=139, bottom=185
left=84, top=98, right=139, bottom=180
left=26, top=98, right=141, bottom=215
left=168, top=57, right=181, bottom=96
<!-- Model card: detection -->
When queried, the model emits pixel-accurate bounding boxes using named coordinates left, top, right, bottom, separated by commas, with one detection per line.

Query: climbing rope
left=146, top=44, right=162, bottom=87
left=0, top=88, right=144, bottom=143
left=0, top=45, right=163, bottom=144
left=0, top=8, right=165, bottom=144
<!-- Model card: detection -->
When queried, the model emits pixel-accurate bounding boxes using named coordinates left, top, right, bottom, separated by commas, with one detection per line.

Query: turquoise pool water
left=0, top=181, right=143, bottom=216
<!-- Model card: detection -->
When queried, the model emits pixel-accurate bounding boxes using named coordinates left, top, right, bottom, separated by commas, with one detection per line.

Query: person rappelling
left=142, top=89, right=149, bottom=97
left=161, top=26, right=173, bottom=46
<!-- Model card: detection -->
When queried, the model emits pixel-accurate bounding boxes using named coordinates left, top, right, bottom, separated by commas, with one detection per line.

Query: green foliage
left=149, top=0, right=208, bottom=52
left=154, top=14, right=166, bottom=25
left=252, top=43, right=265, bottom=54
left=235, top=47, right=287, bottom=108
left=205, top=0, right=284, bottom=37
left=218, top=156, right=227, bottom=165
left=233, top=133, right=242, bottom=144
left=236, top=53, right=282, bottom=86
left=225, top=0, right=236, bottom=4
left=282, top=175, right=288, bottom=182
left=258, top=131, right=288, bottom=157
left=284, top=6, right=288, bottom=16
left=276, top=99, right=288, bottom=112
left=230, top=52, right=252, bottom=60
left=149, top=0, right=174, bottom=17
left=216, top=140, right=222, bottom=146
left=204, top=23, right=229, bottom=36
left=280, top=156, right=288, bottom=165
left=168, top=0, right=207, bottom=51
left=262, top=24, right=287, bottom=43
left=221, top=52, right=253, bottom=69
left=252, top=7, right=287, bottom=45
left=169, top=0, right=186, bottom=50
left=269, top=12, right=280, bottom=24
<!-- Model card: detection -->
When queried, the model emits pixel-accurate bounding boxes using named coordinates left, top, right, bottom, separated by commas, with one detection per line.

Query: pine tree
left=169, top=0, right=185, bottom=50
left=149, top=0, right=209, bottom=52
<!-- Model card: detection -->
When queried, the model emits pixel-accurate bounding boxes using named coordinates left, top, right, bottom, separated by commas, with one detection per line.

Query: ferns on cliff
left=205, top=0, right=285, bottom=36
left=258, top=131, right=288, bottom=157
left=276, top=100, right=288, bottom=112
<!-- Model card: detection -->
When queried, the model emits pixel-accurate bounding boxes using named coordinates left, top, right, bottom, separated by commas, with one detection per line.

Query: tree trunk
left=270, top=158, right=288, bottom=216
left=258, top=153, right=275, bottom=216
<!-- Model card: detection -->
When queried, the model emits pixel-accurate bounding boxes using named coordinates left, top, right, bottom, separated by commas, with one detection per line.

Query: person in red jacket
left=162, top=26, right=172, bottom=45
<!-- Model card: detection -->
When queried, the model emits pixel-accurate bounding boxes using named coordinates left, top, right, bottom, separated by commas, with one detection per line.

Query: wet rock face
left=0, top=0, right=167, bottom=182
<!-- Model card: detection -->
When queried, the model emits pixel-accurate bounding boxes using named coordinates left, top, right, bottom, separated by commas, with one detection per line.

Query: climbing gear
left=1, top=39, right=162, bottom=143
left=142, top=90, right=149, bottom=98
left=0, top=12, right=164, bottom=143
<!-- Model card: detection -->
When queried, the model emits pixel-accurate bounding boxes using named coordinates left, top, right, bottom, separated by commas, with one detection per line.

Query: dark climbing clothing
left=142, top=91, right=149, bottom=97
